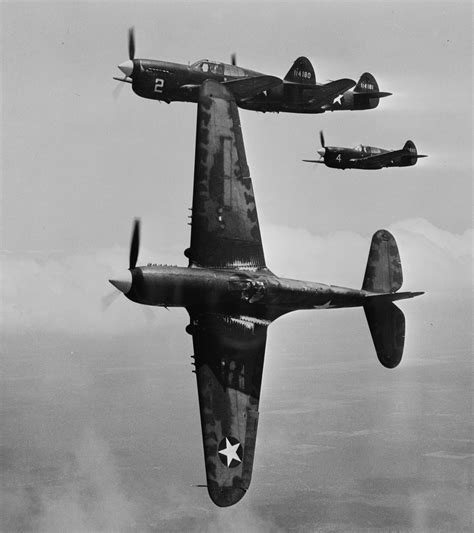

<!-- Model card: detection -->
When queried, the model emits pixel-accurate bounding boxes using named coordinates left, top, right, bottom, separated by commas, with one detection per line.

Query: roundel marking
left=218, top=436, right=242, bottom=468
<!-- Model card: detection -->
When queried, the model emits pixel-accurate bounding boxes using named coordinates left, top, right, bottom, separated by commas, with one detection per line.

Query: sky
left=1, top=1, right=472, bottom=532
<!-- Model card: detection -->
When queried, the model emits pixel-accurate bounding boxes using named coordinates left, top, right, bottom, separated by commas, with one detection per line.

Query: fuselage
left=321, top=145, right=418, bottom=170
left=123, top=264, right=370, bottom=321
left=323, top=145, right=387, bottom=169
left=126, top=58, right=336, bottom=113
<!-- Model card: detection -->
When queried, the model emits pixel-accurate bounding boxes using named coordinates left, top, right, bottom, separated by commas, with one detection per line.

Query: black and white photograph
left=1, top=1, right=472, bottom=531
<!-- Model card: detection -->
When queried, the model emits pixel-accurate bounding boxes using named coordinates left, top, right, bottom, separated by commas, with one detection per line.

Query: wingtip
left=207, top=484, right=247, bottom=507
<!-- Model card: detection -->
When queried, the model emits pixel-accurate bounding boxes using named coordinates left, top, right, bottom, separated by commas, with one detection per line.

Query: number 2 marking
left=154, top=78, right=164, bottom=93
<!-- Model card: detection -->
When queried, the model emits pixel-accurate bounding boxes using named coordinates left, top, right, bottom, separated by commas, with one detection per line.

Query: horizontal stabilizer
left=302, top=159, right=324, bottom=163
left=364, top=302, right=405, bottom=368
left=222, top=75, right=282, bottom=100
left=365, top=291, right=424, bottom=303
left=353, top=90, right=392, bottom=98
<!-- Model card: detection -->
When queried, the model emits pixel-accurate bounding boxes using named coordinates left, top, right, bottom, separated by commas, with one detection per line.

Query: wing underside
left=188, top=311, right=269, bottom=507
left=222, top=75, right=282, bottom=101
left=187, top=80, right=266, bottom=270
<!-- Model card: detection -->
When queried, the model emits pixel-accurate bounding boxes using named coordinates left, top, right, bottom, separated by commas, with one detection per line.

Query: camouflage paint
left=112, top=80, right=423, bottom=507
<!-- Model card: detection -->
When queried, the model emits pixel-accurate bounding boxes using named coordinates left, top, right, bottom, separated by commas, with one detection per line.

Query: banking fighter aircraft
left=109, top=80, right=423, bottom=507
left=114, top=28, right=390, bottom=114
left=304, top=131, right=428, bottom=169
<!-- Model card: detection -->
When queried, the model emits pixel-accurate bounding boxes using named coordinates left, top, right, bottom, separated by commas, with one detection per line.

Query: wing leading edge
left=188, top=311, right=269, bottom=507
left=187, top=80, right=266, bottom=270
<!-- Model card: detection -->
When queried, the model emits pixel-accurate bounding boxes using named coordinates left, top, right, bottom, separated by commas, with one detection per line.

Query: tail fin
left=362, top=230, right=403, bottom=293
left=284, top=56, right=316, bottom=85
left=353, top=72, right=391, bottom=109
left=364, top=302, right=405, bottom=368
left=362, top=230, right=423, bottom=368
left=354, top=72, right=379, bottom=94
left=401, top=140, right=427, bottom=166
left=403, top=140, right=417, bottom=154
left=363, top=230, right=404, bottom=368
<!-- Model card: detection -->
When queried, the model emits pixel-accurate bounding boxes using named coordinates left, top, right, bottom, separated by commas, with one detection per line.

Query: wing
left=187, top=80, right=266, bottom=270
left=222, top=75, right=282, bottom=101
left=188, top=310, right=269, bottom=506
left=180, top=75, right=281, bottom=101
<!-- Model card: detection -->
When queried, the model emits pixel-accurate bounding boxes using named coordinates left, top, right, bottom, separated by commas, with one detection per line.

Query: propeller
left=129, top=218, right=140, bottom=270
left=114, top=27, right=135, bottom=96
left=316, top=130, right=326, bottom=159
left=319, top=130, right=325, bottom=148
left=108, top=218, right=140, bottom=296
left=102, top=289, right=121, bottom=311
left=113, top=81, right=126, bottom=100
left=231, top=53, right=237, bottom=66
left=128, top=27, right=135, bottom=60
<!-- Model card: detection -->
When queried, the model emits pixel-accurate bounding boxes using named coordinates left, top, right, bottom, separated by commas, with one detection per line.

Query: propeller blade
left=319, top=130, right=325, bottom=148
left=129, top=218, right=140, bottom=270
left=102, top=290, right=121, bottom=311
left=113, top=81, right=126, bottom=100
left=128, top=27, right=135, bottom=60
left=231, top=53, right=237, bottom=66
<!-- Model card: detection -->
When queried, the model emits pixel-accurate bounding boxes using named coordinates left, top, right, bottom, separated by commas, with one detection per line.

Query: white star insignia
left=333, top=94, right=343, bottom=105
left=218, top=438, right=242, bottom=467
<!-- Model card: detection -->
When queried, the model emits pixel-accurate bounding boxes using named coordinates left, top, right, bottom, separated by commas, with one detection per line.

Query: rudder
left=403, top=140, right=417, bottom=154
left=353, top=72, right=391, bottom=109
left=362, top=230, right=403, bottom=293
left=355, top=72, right=379, bottom=93
left=284, top=56, right=316, bottom=85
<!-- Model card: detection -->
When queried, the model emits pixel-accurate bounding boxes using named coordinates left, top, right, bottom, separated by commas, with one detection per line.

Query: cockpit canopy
left=352, top=144, right=383, bottom=155
left=191, top=59, right=246, bottom=78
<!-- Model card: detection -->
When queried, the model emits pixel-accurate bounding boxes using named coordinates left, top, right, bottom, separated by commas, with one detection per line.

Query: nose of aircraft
left=317, top=148, right=326, bottom=157
left=109, top=271, right=133, bottom=294
left=118, top=60, right=134, bottom=77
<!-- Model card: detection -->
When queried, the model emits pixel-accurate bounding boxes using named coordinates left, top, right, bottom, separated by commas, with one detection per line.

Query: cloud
left=1, top=218, right=471, bottom=335
left=1, top=428, right=137, bottom=532
left=264, top=218, right=472, bottom=291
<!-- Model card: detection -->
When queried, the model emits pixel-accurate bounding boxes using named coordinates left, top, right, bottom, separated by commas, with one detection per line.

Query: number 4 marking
left=336, top=154, right=342, bottom=162
left=154, top=78, right=164, bottom=93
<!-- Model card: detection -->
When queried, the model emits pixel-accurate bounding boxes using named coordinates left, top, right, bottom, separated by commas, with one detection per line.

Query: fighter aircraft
left=304, top=131, right=428, bottom=169
left=114, top=28, right=391, bottom=113
left=109, top=80, right=423, bottom=507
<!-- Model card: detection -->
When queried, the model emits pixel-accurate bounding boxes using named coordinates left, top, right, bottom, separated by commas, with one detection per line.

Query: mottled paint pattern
left=188, top=81, right=266, bottom=270
left=112, top=80, right=423, bottom=508
left=362, top=230, right=403, bottom=293
left=190, top=312, right=267, bottom=506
